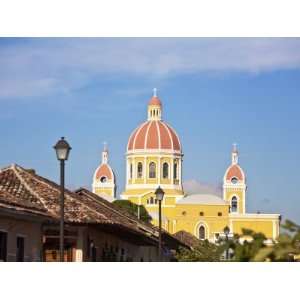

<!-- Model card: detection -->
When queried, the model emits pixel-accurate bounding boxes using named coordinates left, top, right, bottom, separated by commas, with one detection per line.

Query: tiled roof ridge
left=14, top=165, right=114, bottom=223
left=0, top=201, right=50, bottom=217
left=78, top=189, right=146, bottom=227
left=77, top=188, right=157, bottom=235
left=11, top=164, right=55, bottom=215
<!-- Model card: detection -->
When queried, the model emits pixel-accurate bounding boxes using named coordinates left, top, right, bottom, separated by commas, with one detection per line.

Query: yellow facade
left=111, top=92, right=280, bottom=242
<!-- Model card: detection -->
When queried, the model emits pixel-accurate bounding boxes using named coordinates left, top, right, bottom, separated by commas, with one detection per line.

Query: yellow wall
left=95, top=187, right=114, bottom=197
left=224, top=189, right=245, bottom=214
left=231, top=219, right=276, bottom=239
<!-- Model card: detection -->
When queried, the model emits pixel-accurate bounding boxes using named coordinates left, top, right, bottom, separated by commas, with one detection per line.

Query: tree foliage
left=175, top=220, right=300, bottom=262
left=113, top=200, right=152, bottom=223
left=175, top=239, right=224, bottom=262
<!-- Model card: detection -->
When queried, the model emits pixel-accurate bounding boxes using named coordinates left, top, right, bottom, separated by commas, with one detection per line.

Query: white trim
left=161, top=122, right=174, bottom=150
left=127, top=151, right=183, bottom=157
left=165, top=122, right=182, bottom=151
left=229, top=213, right=280, bottom=219
left=223, top=163, right=246, bottom=183
left=155, top=121, right=161, bottom=150
left=132, top=121, right=148, bottom=150
left=144, top=121, right=152, bottom=149
left=125, top=183, right=183, bottom=190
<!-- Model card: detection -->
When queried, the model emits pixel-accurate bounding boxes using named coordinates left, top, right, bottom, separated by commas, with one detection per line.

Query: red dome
left=148, top=96, right=162, bottom=106
left=127, top=120, right=181, bottom=152
left=95, top=164, right=114, bottom=182
left=225, top=164, right=244, bottom=181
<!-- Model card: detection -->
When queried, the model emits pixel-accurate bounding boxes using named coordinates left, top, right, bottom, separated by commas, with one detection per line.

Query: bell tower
left=92, top=143, right=116, bottom=201
left=223, top=144, right=246, bottom=214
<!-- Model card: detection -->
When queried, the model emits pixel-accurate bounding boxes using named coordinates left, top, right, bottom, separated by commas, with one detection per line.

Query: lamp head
left=155, top=186, right=165, bottom=202
left=54, top=137, right=71, bottom=161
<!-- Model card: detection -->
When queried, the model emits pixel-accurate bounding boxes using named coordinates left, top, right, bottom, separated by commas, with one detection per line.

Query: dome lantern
left=148, top=88, right=162, bottom=121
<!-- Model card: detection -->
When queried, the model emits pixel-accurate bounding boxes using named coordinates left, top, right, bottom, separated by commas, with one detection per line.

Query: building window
left=199, top=211, right=204, bottom=216
left=130, top=163, right=133, bottom=179
left=149, top=162, right=156, bottom=178
left=137, top=162, right=143, bottom=178
left=218, top=212, right=222, bottom=217
left=100, top=176, right=107, bottom=183
left=231, top=177, right=238, bottom=184
left=199, top=225, right=205, bottom=240
left=163, top=162, right=169, bottom=179
left=0, top=231, right=7, bottom=262
left=173, top=162, right=178, bottom=179
left=231, top=196, right=238, bottom=213
left=16, top=236, right=25, bottom=262
left=182, top=211, right=187, bottom=216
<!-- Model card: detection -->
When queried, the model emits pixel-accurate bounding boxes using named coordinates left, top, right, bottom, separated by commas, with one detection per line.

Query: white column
left=179, top=157, right=182, bottom=186
left=158, top=156, right=161, bottom=184
left=143, top=156, right=147, bottom=184
left=171, top=157, right=174, bottom=184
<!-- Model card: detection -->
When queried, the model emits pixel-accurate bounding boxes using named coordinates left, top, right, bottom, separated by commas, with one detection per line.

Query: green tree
left=113, top=200, right=152, bottom=223
left=252, top=220, right=300, bottom=262
left=175, top=239, right=224, bottom=262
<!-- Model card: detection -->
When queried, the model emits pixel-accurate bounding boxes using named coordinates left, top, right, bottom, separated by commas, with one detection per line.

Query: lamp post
left=224, top=226, right=230, bottom=261
left=155, top=186, right=165, bottom=261
left=54, top=137, right=71, bottom=262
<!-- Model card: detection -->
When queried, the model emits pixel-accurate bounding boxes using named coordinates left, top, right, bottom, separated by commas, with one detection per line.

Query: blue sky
left=0, top=38, right=300, bottom=223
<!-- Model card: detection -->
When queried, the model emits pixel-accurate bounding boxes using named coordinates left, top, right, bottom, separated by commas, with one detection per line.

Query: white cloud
left=1, top=38, right=300, bottom=99
left=183, top=179, right=222, bottom=196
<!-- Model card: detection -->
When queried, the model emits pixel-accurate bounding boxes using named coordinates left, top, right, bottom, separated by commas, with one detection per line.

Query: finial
left=232, top=143, right=238, bottom=153
left=153, top=87, right=157, bottom=97
left=103, top=141, right=108, bottom=151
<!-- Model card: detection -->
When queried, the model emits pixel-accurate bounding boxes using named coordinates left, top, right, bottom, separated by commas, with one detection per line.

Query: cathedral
left=93, top=91, right=280, bottom=242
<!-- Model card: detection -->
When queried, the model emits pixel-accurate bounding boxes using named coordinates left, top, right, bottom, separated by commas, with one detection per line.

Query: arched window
left=149, top=162, right=156, bottom=178
left=173, top=162, right=178, bottom=179
left=100, top=176, right=107, bottom=183
left=231, top=177, right=238, bottom=184
left=149, top=197, right=154, bottom=204
left=231, top=196, right=238, bottom=213
left=130, top=164, right=133, bottom=179
left=137, top=162, right=143, bottom=178
left=199, top=225, right=205, bottom=240
left=163, top=162, right=169, bottom=179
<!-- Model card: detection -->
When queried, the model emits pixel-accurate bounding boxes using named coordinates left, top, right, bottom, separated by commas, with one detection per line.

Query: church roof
left=94, top=163, right=115, bottom=182
left=148, top=96, right=162, bottom=106
left=127, top=120, right=181, bottom=153
left=225, top=164, right=245, bottom=181
left=177, top=194, right=226, bottom=205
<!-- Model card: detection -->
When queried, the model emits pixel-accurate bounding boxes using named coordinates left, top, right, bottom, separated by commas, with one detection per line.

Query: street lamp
left=155, top=186, right=165, bottom=261
left=224, top=226, right=230, bottom=261
left=54, top=137, right=71, bottom=262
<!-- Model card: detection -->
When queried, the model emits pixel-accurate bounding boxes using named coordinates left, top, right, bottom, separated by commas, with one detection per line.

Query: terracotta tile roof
left=0, top=164, right=189, bottom=249
left=173, top=230, right=200, bottom=249
left=127, top=120, right=182, bottom=152
left=225, top=164, right=245, bottom=181
left=0, top=164, right=161, bottom=241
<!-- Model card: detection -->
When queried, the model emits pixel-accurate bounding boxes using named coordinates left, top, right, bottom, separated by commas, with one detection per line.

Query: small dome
left=94, top=164, right=115, bottom=182
left=148, top=96, right=162, bottom=106
left=225, top=164, right=245, bottom=181
left=127, top=120, right=181, bottom=153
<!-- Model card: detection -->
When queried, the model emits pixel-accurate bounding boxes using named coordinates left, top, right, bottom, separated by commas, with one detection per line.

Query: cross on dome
left=153, top=88, right=158, bottom=97
left=232, top=143, right=238, bottom=153
left=103, top=141, right=108, bottom=151
left=102, top=142, right=109, bottom=164
left=232, top=143, right=239, bottom=165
